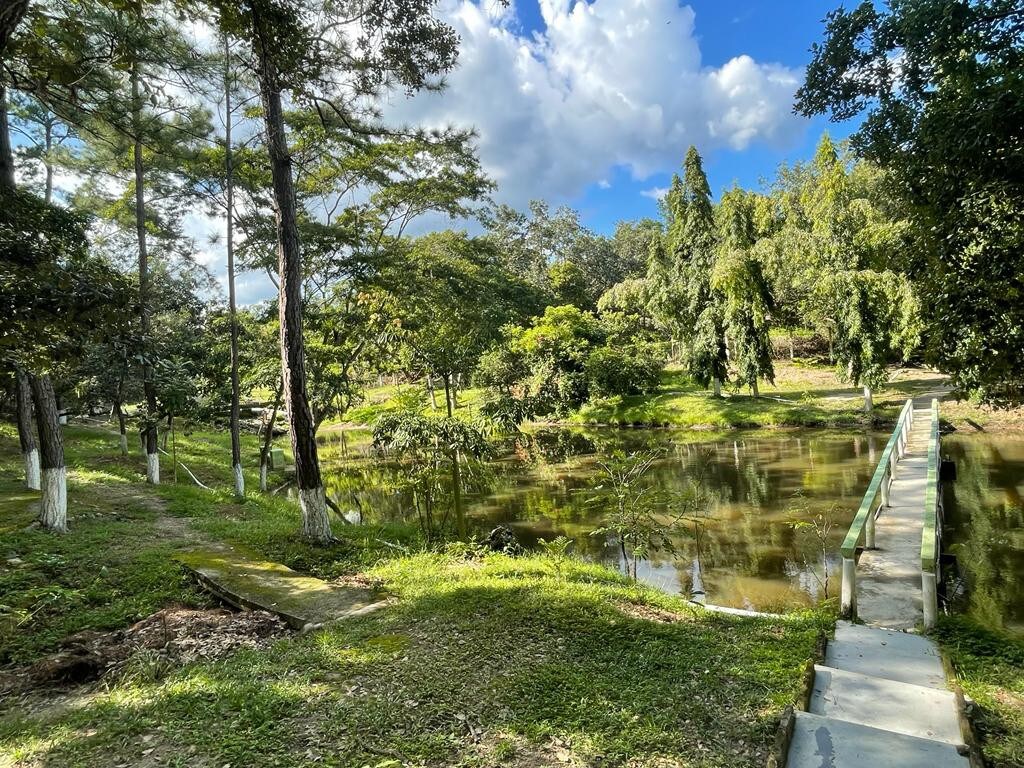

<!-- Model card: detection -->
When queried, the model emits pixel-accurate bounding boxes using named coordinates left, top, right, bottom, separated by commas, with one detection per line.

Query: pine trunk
left=863, top=386, right=873, bottom=413
left=259, top=380, right=283, bottom=494
left=131, top=45, right=159, bottom=484
left=15, top=367, right=40, bottom=490
left=253, top=24, right=331, bottom=542
left=712, top=377, right=721, bottom=397
left=114, top=400, right=128, bottom=456
left=224, top=34, right=244, bottom=500
left=30, top=374, right=67, bottom=532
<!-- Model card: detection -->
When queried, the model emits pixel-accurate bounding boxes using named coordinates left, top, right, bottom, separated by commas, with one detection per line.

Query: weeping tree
left=664, top=146, right=728, bottom=395
left=818, top=270, right=921, bottom=412
left=712, top=188, right=775, bottom=396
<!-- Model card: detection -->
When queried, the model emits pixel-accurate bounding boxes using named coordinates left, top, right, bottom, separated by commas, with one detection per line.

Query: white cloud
left=641, top=185, right=669, bottom=201
left=384, top=0, right=804, bottom=209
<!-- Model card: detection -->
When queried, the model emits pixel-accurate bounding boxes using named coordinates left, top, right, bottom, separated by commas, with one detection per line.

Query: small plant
left=788, top=492, right=837, bottom=601
left=538, top=535, right=574, bottom=579
left=589, top=451, right=704, bottom=582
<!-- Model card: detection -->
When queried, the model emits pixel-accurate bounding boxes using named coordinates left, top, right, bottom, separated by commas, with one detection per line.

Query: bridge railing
left=921, top=398, right=941, bottom=629
left=839, top=398, right=914, bottom=618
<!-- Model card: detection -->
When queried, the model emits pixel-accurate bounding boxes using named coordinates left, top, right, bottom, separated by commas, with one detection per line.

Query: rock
left=482, top=525, right=523, bottom=555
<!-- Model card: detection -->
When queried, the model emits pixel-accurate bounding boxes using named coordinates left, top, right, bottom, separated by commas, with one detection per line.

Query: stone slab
left=809, top=665, right=962, bottom=744
left=177, top=547, right=388, bottom=629
left=787, top=711, right=969, bottom=768
left=825, top=634, right=947, bottom=691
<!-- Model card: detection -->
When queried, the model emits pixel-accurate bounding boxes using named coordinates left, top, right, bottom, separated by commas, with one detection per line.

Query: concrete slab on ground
left=177, top=547, right=388, bottom=628
left=787, top=711, right=969, bottom=768
left=809, top=664, right=962, bottom=744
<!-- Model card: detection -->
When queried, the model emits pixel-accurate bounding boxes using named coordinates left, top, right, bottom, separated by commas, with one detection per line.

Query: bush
left=586, top=345, right=662, bottom=398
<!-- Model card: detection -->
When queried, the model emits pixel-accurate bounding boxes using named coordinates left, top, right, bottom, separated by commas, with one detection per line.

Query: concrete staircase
left=786, top=621, right=969, bottom=767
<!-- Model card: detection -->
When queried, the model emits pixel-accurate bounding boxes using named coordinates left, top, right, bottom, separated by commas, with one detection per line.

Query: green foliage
left=818, top=270, right=921, bottom=391
left=933, top=616, right=1024, bottom=768
left=797, top=0, right=1024, bottom=404
left=585, top=345, right=662, bottom=399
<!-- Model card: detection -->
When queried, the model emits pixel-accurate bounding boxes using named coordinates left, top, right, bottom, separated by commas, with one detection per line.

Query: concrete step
left=788, top=711, right=969, bottom=768
left=825, top=622, right=947, bottom=689
left=809, top=665, right=962, bottom=744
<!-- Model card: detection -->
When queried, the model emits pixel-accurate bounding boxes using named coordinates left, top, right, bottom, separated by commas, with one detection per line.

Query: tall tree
left=215, top=0, right=463, bottom=542
left=13, top=367, right=39, bottom=490
left=797, top=0, right=1024, bottom=404
left=713, top=188, right=775, bottom=396
left=669, top=146, right=727, bottom=395
left=223, top=33, right=244, bottom=499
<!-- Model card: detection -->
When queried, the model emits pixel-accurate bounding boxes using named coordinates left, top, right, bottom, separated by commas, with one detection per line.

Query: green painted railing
left=921, top=399, right=941, bottom=573
left=840, top=398, right=914, bottom=559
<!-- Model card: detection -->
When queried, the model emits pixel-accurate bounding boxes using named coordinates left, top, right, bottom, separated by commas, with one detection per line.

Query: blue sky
left=536, top=0, right=860, bottom=232
left=385, top=0, right=861, bottom=236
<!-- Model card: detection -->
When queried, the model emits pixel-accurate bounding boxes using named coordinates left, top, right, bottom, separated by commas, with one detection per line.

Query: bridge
left=784, top=398, right=975, bottom=768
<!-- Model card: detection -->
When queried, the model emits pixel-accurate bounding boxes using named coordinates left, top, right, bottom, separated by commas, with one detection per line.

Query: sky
left=382, top=0, right=862, bottom=236
left=21, top=0, right=862, bottom=305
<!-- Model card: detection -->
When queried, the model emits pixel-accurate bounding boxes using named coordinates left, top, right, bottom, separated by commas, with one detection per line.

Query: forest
left=1, top=1, right=1023, bottom=767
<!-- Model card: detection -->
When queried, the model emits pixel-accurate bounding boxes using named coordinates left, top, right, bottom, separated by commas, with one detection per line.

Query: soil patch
left=0, top=605, right=290, bottom=695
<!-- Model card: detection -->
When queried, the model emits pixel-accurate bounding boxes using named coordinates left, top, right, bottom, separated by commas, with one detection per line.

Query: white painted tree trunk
left=863, top=386, right=873, bottom=413
left=119, top=433, right=129, bottom=456
left=751, top=380, right=759, bottom=398
left=23, top=448, right=40, bottom=491
left=39, top=466, right=67, bottom=532
left=299, top=485, right=333, bottom=543
left=233, top=463, right=244, bottom=498
left=146, top=452, right=160, bottom=484
left=259, top=461, right=268, bottom=493
left=712, top=377, right=721, bottom=397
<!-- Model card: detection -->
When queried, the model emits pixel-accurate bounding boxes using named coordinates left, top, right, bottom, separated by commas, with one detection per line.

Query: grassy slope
left=934, top=617, right=1024, bottom=768
left=1, top=424, right=824, bottom=768
left=333, top=361, right=1024, bottom=432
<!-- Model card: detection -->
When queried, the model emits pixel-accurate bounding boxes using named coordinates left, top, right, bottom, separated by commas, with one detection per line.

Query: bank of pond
left=314, top=426, right=1024, bottom=635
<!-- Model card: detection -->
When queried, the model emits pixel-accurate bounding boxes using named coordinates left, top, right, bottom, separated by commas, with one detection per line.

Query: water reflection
left=942, top=434, right=1024, bottom=636
left=319, top=428, right=883, bottom=612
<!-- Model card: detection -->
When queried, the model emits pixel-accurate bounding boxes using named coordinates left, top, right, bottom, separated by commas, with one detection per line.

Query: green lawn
left=330, top=361, right=1018, bottom=432
left=934, top=617, right=1024, bottom=768
left=1, top=423, right=825, bottom=767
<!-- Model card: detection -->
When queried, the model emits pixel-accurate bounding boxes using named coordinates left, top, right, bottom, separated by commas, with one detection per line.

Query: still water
left=320, top=428, right=886, bottom=612
left=942, top=433, right=1024, bottom=635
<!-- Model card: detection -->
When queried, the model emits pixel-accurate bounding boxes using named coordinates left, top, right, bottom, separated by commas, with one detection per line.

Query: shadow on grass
left=1, top=561, right=824, bottom=767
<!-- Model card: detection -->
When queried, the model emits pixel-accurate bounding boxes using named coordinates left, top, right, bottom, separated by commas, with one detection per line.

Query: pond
left=320, top=428, right=885, bottom=613
left=942, top=433, right=1024, bottom=636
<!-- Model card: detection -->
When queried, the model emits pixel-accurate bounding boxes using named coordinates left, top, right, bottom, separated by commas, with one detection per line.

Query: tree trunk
left=751, top=380, right=759, bottom=398
left=131, top=40, right=159, bottom=485
left=443, top=375, right=466, bottom=539
left=14, top=367, right=40, bottom=490
left=712, top=377, right=721, bottom=397
left=0, top=82, right=18, bottom=190
left=259, top=379, right=283, bottom=493
left=115, top=400, right=128, bottom=456
left=863, top=386, right=873, bottom=413
left=30, top=374, right=67, bottom=532
left=224, top=33, right=244, bottom=500
left=427, top=374, right=438, bottom=410
left=788, top=331, right=795, bottom=361
left=252, top=20, right=331, bottom=543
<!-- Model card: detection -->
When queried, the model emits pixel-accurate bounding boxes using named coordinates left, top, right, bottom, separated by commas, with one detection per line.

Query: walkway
left=177, top=546, right=389, bottom=629
left=787, top=621, right=968, bottom=767
left=855, top=405, right=932, bottom=629
left=787, top=399, right=971, bottom=766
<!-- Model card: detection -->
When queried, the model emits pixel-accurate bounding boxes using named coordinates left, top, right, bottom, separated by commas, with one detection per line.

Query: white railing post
left=865, top=504, right=876, bottom=549
left=922, top=570, right=937, bottom=630
left=841, top=557, right=857, bottom=618
left=880, top=465, right=890, bottom=508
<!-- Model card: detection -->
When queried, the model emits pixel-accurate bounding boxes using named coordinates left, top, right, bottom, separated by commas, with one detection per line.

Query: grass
left=0, top=422, right=829, bottom=767
left=933, top=616, right=1024, bottom=768
left=331, top=360, right=1024, bottom=432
